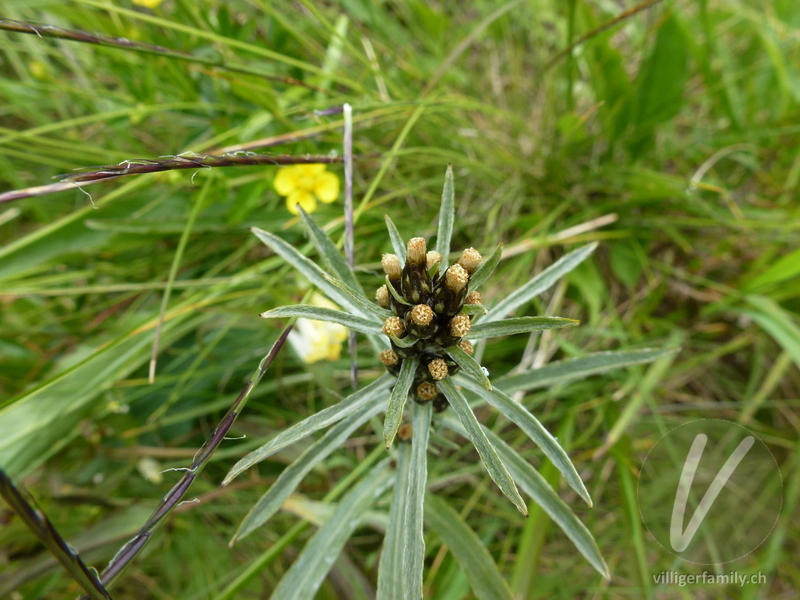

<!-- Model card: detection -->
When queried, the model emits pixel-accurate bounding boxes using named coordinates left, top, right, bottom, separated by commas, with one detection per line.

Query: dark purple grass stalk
left=0, top=153, right=346, bottom=204
left=343, top=103, right=358, bottom=390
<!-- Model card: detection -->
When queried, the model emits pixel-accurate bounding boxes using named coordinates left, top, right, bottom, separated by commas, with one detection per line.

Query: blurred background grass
left=0, top=0, right=798, bottom=598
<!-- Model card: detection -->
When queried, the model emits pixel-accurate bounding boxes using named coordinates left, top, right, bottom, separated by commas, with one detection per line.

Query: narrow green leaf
left=468, top=242, right=502, bottom=291
left=298, top=207, right=363, bottom=294
left=745, top=247, right=800, bottom=291
left=324, top=273, right=392, bottom=321
left=495, top=347, right=681, bottom=394
left=460, top=303, right=489, bottom=316
left=224, top=374, right=392, bottom=484
left=271, top=461, right=394, bottom=600
left=377, top=403, right=431, bottom=600
left=457, top=378, right=590, bottom=505
left=740, top=297, right=800, bottom=368
left=383, top=357, right=418, bottom=449
left=483, top=243, right=597, bottom=323
left=232, top=398, right=386, bottom=543
left=384, top=215, right=407, bottom=262
left=467, top=316, right=579, bottom=340
left=436, top=378, right=527, bottom=516
left=250, top=227, right=366, bottom=318
left=436, top=165, right=455, bottom=269
left=260, top=305, right=382, bottom=336
left=445, top=345, right=491, bottom=390
left=424, top=494, right=514, bottom=600
left=439, top=414, right=609, bottom=579
left=385, top=275, right=412, bottom=305
left=390, top=334, right=419, bottom=349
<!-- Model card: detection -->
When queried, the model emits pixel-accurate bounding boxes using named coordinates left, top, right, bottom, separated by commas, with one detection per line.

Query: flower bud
left=458, top=340, right=474, bottom=355
left=382, top=253, right=402, bottom=280
left=428, top=358, right=448, bottom=380
left=407, top=237, right=427, bottom=266
left=379, top=349, right=399, bottom=366
left=382, top=316, right=405, bottom=337
left=445, top=264, right=469, bottom=292
left=417, top=382, right=437, bottom=401
left=457, top=247, right=482, bottom=273
left=465, top=291, right=482, bottom=305
left=410, top=304, right=434, bottom=326
left=450, top=314, right=471, bottom=338
left=426, top=251, right=442, bottom=270
left=397, top=424, right=413, bottom=441
left=376, top=285, right=390, bottom=308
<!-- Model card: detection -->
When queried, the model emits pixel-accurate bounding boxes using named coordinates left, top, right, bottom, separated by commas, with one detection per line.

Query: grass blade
left=324, top=273, right=392, bottom=321
left=468, top=243, right=503, bottom=291
left=250, top=226, right=366, bottom=318
left=224, top=374, right=392, bottom=484
left=383, top=357, right=419, bottom=449
left=456, top=377, right=591, bottom=505
left=424, top=493, right=514, bottom=600
left=445, top=344, right=492, bottom=390
left=231, top=398, right=386, bottom=543
left=260, top=305, right=383, bottom=336
left=467, top=316, right=579, bottom=340
left=0, top=470, right=112, bottom=600
left=483, top=243, right=597, bottom=323
left=298, top=207, right=364, bottom=295
left=495, top=347, right=680, bottom=394
left=271, top=460, right=394, bottom=600
left=385, top=215, right=407, bottom=262
left=436, top=165, right=455, bottom=269
left=439, top=414, right=609, bottom=578
left=377, top=443, right=413, bottom=600
left=436, top=377, right=527, bottom=516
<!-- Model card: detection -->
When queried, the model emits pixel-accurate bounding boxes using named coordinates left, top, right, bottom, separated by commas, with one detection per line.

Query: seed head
left=458, top=340, right=474, bottom=355
left=428, top=358, right=448, bottom=380
left=376, top=285, right=390, bottom=308
left=379, top=349, right=399, bottom=366
left=465, top=291, right=482, bottom=305
left=457, top=247, right=482, bottom=273
left=382, top=316, right=405, bottom=337
left=397, top=424, right=413, bottom=441
left=450, top=314, right=471, bottom=337
left=411, top=304, right=434, bottom=326
left=417, top=382, right=437, bottom=401
left=445, top=264, right=469, bottom=292
left=407, top=237, right=427, bottom=266
left=426, top=251, right=442, bottom=270
left=382, top=254, right=402, bottom=280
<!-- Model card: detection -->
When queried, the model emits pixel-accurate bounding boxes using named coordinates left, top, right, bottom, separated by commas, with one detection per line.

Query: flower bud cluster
left=379, top=238, right=483, bottom=411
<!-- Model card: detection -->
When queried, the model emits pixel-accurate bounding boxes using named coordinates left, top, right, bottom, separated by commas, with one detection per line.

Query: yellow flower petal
left=297, top=164, right=327, bottom=179
left=313, top=171, right=340, bottom=203
left=274, top=166, right=300, bottom=196
left=286, top=190, right=317, bottom=215
left=132, top=0, right=164, bottom=8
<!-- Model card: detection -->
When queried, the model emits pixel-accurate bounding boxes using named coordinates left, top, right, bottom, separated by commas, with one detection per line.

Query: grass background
left=0, top=0, right=798, bottom=598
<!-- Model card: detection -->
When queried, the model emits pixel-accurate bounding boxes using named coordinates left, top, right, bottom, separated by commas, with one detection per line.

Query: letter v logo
left=670, top=434, right=755, bottom=552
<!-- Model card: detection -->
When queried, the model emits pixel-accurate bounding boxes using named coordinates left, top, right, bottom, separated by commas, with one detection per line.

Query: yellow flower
left=132, top=0, right=164, bottom=8
left=287, top=294, right=348, bottom=363
left=274, top=164, right=339, bottom=215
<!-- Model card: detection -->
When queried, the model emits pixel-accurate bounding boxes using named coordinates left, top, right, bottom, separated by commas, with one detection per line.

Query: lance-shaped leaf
left=456, top=377, right=591, bottom=505
left=0, top=470, right=112, bottom=600
left=467, top=316, right=579, bottom=341
left=468, top=242, right=502, bottom=291
left=445, top=344, right=491, bottom=390
left=298, top=207, right=363, bottom=295
left=495, top=347, right=680, bottom=395
left=436, top=377, right=527, bottom=516
left=439, top=413, right=609, bottom=579
left=390, top=334, right=419, bottom=349
left=231, top=398, right=386, bottom=543
left=224, top=374, right=392, bottom=484
left=460, top=303, right=489, bottom=316
left=324, top=273, right=392, bottom=321
left=436, top=164, right=455, bottom=269
left=425, top=493, right=514, bottom=600
left=271, top=461, right=394, bottom=600
left=260, top=305, right=382, bottom=336
left=384, top=215, right=407, bottom=262
left=383, top=357, right=418, bottom=449
left=250, top=227, right=365, bottom=318
left=482, top=243, right=597, bottom=323
left=385, top=275, right=412, bottom=305
left=377, top=402, right=431, bottom=600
